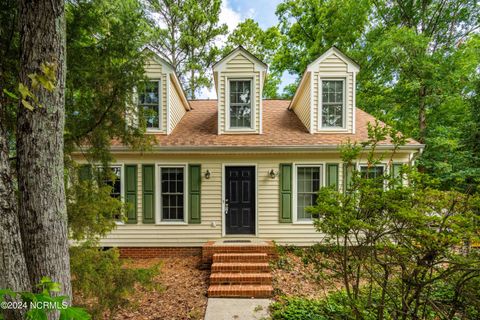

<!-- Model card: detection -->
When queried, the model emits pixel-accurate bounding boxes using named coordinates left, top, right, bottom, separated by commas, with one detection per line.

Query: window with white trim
left=229, top=79, right=252, bottom=129
left=160, top=167, right=185, bottom=221
left=139, top=80, right=161, bottom=130
left=296, top=165, right=322, bottom=220
left=321, top=80, right=344, bottom=128
left=360, top=165, right=385, bottom=188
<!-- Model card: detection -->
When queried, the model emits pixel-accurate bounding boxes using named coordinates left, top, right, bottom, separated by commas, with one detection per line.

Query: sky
left=198, top=0, right=297, bottom=99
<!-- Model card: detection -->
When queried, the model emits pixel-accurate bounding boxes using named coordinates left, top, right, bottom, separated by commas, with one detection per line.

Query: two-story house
left=73, top=46, right=423, bottom=252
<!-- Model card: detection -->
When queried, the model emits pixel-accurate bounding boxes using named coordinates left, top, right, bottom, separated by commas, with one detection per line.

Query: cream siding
left=216, top=51, right=263, bottom=134
left=169, top=77, right=186, bottom=130
left=73, top=152, right=412, bottom=247
left=291, top=73, right=311, bottom=131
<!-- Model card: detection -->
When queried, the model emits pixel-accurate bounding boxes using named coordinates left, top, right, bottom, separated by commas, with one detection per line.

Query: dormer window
left=229, top=79, right=252, bottom=129
left=139, top=80, right=161, bottom=130
left=321, top=80, right=345, bottom=128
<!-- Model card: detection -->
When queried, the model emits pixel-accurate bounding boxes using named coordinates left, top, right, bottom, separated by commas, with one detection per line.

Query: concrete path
left=204, top=298, right=271, bottom=320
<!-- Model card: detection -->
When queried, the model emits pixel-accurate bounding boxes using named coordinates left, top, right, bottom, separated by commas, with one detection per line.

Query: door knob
left=224, top=199, right=229, bottom=215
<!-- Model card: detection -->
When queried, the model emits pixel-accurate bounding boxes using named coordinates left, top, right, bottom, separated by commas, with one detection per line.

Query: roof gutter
left=96, top=144, right=425, bottom=154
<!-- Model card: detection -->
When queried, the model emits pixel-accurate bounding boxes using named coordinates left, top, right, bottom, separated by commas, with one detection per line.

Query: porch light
left=205, top=169, right=211, bottom=179
left=269, top=169, right=278, bottom=179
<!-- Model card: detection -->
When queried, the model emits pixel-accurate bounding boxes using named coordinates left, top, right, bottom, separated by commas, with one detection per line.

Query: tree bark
left=0, top=113, right=30, bottom=320
left=17, top=0, right=71, bottom=304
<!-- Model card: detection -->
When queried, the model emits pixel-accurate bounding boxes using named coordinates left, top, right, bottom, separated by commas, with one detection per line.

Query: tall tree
left=65, top=0, right=152, bottom=164
left=147, top=0, right=227, bottom=98
left=224, top=19, right=283, bottom=98
left=0, top=3, right=30, bottom=310
left=275, top=0, right=371, bottom=75
left=17, top=0, right=71, bottom=302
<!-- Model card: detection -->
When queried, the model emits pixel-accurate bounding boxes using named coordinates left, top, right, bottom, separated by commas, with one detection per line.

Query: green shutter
left=279, top=163, right=292, bottom=223
left=124, top=165, right=138, bottom=224
left=392, top=163, right=403, bottom=187
left=343, top=163, right=354, bottom=193
left=326, top=164, right=339, bottom=190
left=142, top=164, right=155, bottom=224
left=188, top=164, right=201, bottom=224
left=78, top=164, right=92, bottom=181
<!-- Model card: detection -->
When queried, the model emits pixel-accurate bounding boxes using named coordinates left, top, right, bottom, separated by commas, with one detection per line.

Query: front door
left=225, top=166, right=255, bottom=235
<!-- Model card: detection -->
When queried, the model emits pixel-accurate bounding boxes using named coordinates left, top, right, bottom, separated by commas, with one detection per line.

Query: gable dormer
left=289, top=47, right=360, bottom=134
left=141, top=48, right=190, bottom=135
left=213, top=46, right=267, bottom=135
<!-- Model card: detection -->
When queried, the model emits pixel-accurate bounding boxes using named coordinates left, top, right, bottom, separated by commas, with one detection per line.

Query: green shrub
left=0, top=277, right=90, bottom=320
left=70, top=246, right=161, bottom=319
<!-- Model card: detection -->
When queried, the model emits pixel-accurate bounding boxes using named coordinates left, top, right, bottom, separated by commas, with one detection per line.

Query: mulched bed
left=271, top=250, right=343, bottom=300
left=113, top=256, right=209, bottom=320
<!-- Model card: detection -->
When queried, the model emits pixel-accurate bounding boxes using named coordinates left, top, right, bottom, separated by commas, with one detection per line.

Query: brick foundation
left=119, top=247, right=201, bottom=259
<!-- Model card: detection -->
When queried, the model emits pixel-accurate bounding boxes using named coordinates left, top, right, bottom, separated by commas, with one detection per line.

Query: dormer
left=289, top=47, right=360, bottom=134
left=140, top=48, right=191, bottom=135
left=213, top=46, right=267, bottom=135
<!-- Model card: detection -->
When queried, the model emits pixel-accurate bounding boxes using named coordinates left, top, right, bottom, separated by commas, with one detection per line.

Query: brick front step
left=212, top=253, right=269, bottom=263
left=211, top=262, right=270, bottom=273
left=208, top=284, right=273, bottom=298
left=210, top=272, right=272, bottom=285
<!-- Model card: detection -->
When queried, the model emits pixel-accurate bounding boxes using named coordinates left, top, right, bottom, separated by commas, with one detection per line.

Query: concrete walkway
left=204, top=298, right=271, bottom=320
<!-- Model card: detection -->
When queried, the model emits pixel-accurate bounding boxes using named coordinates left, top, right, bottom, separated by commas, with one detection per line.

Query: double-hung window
left=360, top=165, right=385, bottom=188
left=139, top=80, right=161, bottom=130
left=229, top=80, right=252, bottom=129
left=296, top=165, right=322, bottom=221
left=160, top=167, right=185, bottom=221
left=321, top=80, right=345, bottom=128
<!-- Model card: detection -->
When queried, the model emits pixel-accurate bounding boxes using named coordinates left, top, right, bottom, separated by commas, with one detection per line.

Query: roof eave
left=104, top=144, right=425, bottom=154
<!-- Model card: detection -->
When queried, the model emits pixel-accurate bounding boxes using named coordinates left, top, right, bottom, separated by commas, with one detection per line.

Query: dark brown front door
left=225, top=166, right=255, bottom=235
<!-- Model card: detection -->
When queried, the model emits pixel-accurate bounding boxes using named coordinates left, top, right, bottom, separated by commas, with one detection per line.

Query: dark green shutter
left=392, top=163, right=403, bottom=187
left=188, top=164, right=201, bottom=224
left=279, top=163, right=292, bottom=223
left=142, top=164, right=155, bottom=224
left=326, top=164, right=339, bottom=190
left=78, top=164, right=92, bottom=181
left=343, top=163, right=354, bottom=193
left=125, top=165, right=138, bottom=224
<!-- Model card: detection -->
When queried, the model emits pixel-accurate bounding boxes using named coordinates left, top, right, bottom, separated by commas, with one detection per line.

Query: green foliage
left=306, top=123, right=480, bottom=319
left=70, top=246, right=161, bottom=319
left=65, top=0, right=153, bottom=164
left=147, top=0, right=227, bottom=98
left=270, top=0, right=480, bottom=189
left=224, top=19, right=283, bottom=98
left=67, top=167, right=126, bottom=242
left=0, top=277, right=90, bottom=320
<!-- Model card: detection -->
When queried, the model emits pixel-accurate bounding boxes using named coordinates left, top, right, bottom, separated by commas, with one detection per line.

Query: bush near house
left=70, top=246, right=161, bottom=319
left=272, top=123, right=480, bottom=319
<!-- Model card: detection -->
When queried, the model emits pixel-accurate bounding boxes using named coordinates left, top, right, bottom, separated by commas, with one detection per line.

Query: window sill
left=155, top=221, right=188, bottom=225
left=145, top=129, right=165, bottom=134
left=293, top=220, right=314, bottom=225
left=317, top=128, right=349, bottom=133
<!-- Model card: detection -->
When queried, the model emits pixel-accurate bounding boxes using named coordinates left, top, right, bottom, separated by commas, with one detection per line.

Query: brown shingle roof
left=114, top=100, right=421, bottom=149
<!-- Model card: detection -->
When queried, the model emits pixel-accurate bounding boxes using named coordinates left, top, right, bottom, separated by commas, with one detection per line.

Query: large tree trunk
left=16, top=0, right=71, bottom=303
left=0, top=115, right=30, bottom=320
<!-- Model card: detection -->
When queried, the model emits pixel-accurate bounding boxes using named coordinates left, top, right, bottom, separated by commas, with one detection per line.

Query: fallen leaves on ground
left=271, top=251, right=343, bottom=300
left=113, top=256, right=209, bottom=320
